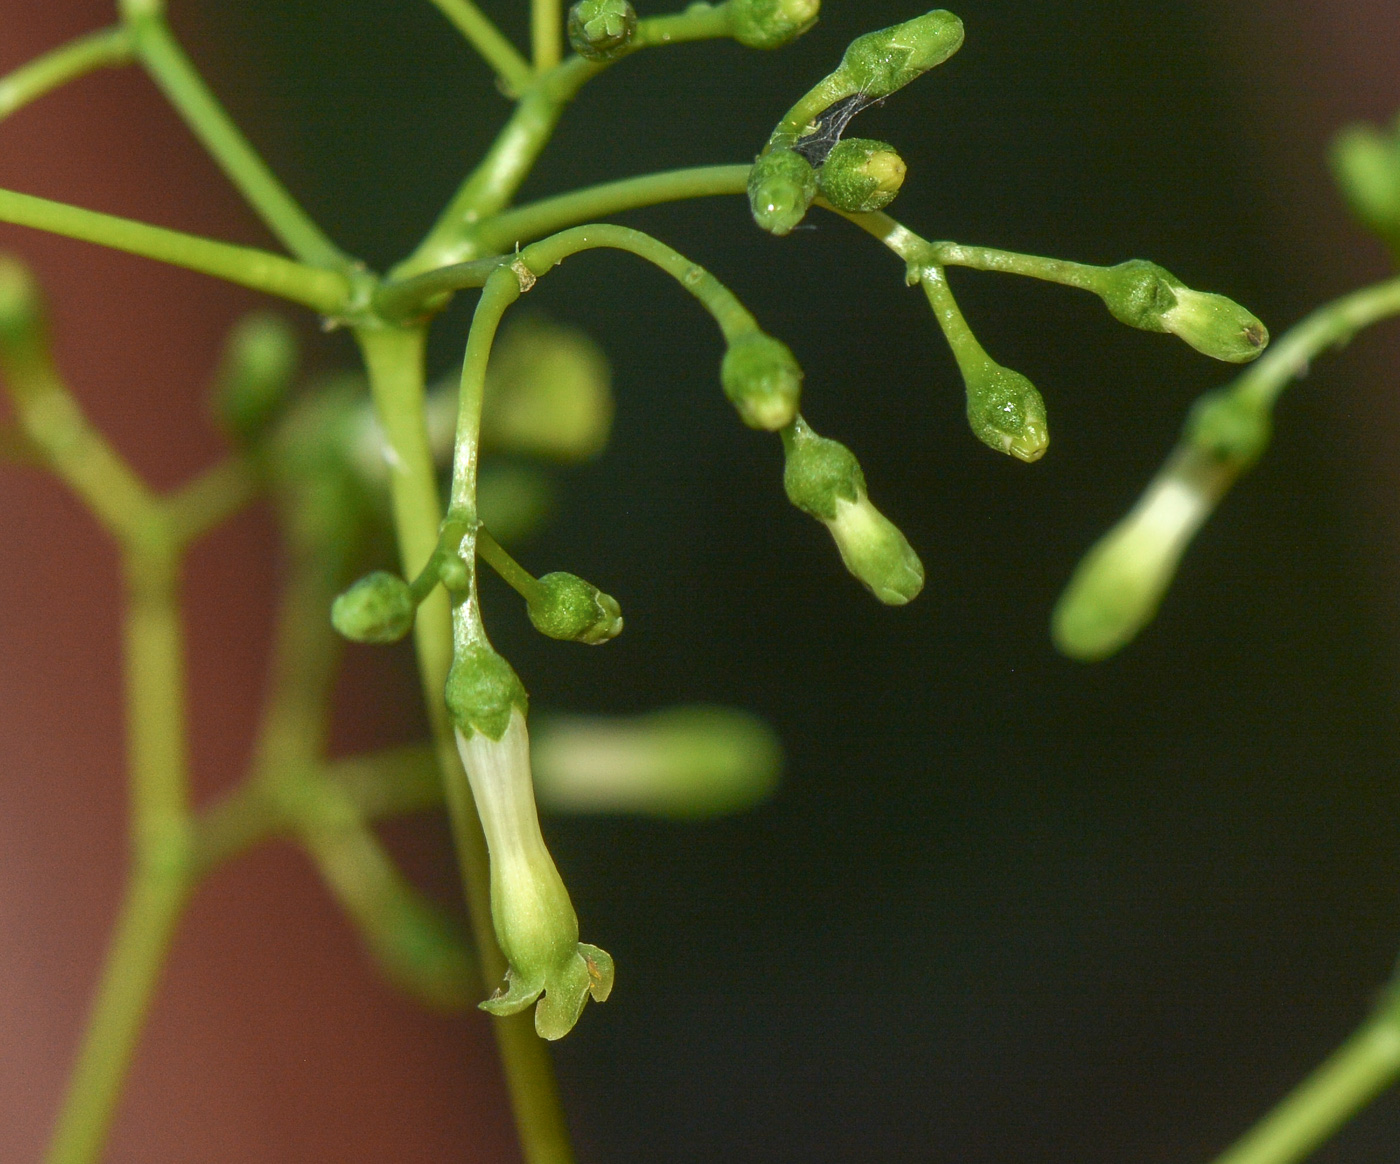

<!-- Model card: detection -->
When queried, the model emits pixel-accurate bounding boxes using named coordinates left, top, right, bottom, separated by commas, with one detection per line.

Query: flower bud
left=835, top=10, right=964, bottom=100
left=1331, top=121, right=1400, bottom=249
left=528, top=572, right=623, bottom=645
left=817, top=138, right=906, bottom=213
left=1185, top=388, right=1271, bottom=469
left=1098, top=260, right=1267, bottom=364
left=0, top=254, right=44, bottom=367
left=481, top=316, right=613, bottom=462
left=445, top=643, right=529, bottom=741
left=1052, top=448, right=1227, bottom=661
left=456, top=708, right=613, bottom=1039
left=782, top=419, right=924, bottom=604
left=567, top=0, right=638, bottom=61
left=533, top=705, right=782, bottom=819
left=747, top=148, right=818, bottom=236
left=728, top=0, right=820, bottom=50
left=964, top=361, right=1049, bottom=463
left=331, top=571, right=415, bottom=644
left=721, top=331, right=803, bottom=430
left=211, top=311, right=299, bottom=443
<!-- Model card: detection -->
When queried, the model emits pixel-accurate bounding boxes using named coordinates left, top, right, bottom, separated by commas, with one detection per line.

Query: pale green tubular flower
left=455, top=707, right=613, bottom=1039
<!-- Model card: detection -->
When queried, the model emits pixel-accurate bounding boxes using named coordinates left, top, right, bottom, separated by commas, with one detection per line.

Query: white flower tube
left=455, top=708, right=613, bottom=1039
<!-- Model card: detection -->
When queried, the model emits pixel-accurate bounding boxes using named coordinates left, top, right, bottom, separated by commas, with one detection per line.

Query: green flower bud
left=481, top=316, right=613, bottom=462
left=211, top=311, right=298, bottom=443
left=782, top=419, right=923, bottom=604
left=1098, top=260, right=1267, bottom=364
left=528, top=572, right=623, bottom=645
left=817, top=138, right=906, bottom=213
left=835, top=10, right=964, bottom=100
left=1053, top=448, right=1226, bottom=661
left=445, top=643, right=529, bottom=740
left=457, top=708, right=613, bottom=1039
left=721, top=331, right=803, bottom=430
left=331, top=571, right=415, bottom=644
left=567, top=0, right=638, bottom=62
left=1185, top=388, right=1271, bottom=469
left=1331, top=121, right=1400, bottom=249
left=728, top=0, right=820, bottom=50
left=0, top=254, right=44, bottom=365
left=964, top=361, right=1049, bottom=463
left=747, top=148, right=818, bottom=236
left=533, top=705, right=782, bottom=819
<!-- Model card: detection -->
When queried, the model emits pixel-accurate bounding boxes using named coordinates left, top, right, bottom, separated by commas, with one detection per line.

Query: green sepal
left=1184, top=388, right=1271, bottom=469
left=211, top=311, right=299, bottom=444
left=747, top=148, right=818, bottom=236
left=964, top=361, right=1049, bottom=463
left=817, top=138, right=906, bottom=213
left=728, top=0, right=820, bottom=50
left=528, top=572, right=624, bottom=645
left=781, top=417, right=864, bottom=521
left=721, top=332, right=803, bottom=430
left=445, top=644, right=529, bottom=740
left=1097, top=260, right=1180, bottom=332
left=1331, top=120, right=1400, bottom=252
left=834, top=10, right=964, bottom=101
left=331, top=571, right=415, bottom=644
left=567, top=0, right=638, bottom=62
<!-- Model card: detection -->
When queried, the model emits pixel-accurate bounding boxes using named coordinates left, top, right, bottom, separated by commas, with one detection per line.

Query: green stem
left=163, top=456, right=259, bottom=546
left=0, top=187, right=351, bottom=312
left=533, top=0, right=563, bottom=71
left=474, top=163, right=752, bottom=253
left=1209, top=988, right=1400, bottom=1164
left=0, top=25, right=134, bottom=121
left=126, top=15, right=349, bottom=270
left=356, top=324, right=575, bottom=1164
left=919, top=264, right=992, bottom=375
left=923, top=240, right=1103, bottom=291
left=477, top=525, right=545, bottom=602
left=427, top=0, right=535, bottom=95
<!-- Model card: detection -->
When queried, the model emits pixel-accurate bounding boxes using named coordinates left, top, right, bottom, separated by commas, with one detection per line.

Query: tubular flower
left=455, top=707, right=613, bottom=1039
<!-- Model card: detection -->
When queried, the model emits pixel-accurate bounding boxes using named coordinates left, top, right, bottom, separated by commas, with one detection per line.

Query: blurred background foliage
left=161, top=0, right=1400, bottom=1159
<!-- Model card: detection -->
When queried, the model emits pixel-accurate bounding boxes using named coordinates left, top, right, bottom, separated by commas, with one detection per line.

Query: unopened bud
left=748, top=148, right=818, bottom=236
left=212, top=312, right=298, bottom=443
left=818, top=138, right=906, bottom=213
left=1331, top=121, right=1400, bottom=248
left=0, top=254, right=44, bottom=361
left=567, top=0, right=638, bottom=61
left=446, top=643, right=529, bottom=741
left=331, top=571, right=415, bottom=644
left=1099, top=260, right=1267, bottom=364
left=728, top=0, right=820, bottom=50
left=835, top=10, right=964, bottom=101
left=528, top=572, right=623, bottom=645
left=964, top=361, right=1049, bottom=463
left=782, top=417, right=864, bottom=520
left=721, top=331, right=803, bottom=430
left=1185, top=388, right=1271, bottom=469
left=1053, top=448, right=1226, bottom=661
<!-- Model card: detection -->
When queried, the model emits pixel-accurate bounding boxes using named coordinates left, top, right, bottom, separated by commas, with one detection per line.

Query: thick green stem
left=0, top=187, right=351, bottom=312
left=1209, top=990, right=1400, bottom=1164
left=0, top=25, right=133, bottom=121
left=356, top=324, right=575, bottom=1164
left=533, top=0, right=563, bottom=71
left=126, top=15, right=349, bottom=269
left=427, top=0, right=535, bottom=95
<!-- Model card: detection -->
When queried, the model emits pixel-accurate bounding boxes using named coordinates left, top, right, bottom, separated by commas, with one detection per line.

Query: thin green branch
left=163, top=456, right=259, bottom=546
left=533, top=0, right=563, bottom=71
left=427, top=0, right=535, bottom=95
left=126, top=15, right=350, bottom=270
left=0, top=25, right=134, bottom=122
left=476, top=525, right=545, bottom=602
left=373, top=256, right=505, bottom=321
left=1209, top=985, right=1400, bottom=1164
left=0, top=187, right=352, bottom=312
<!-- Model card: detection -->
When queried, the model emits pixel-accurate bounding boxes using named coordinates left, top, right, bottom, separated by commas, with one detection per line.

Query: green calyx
left=834, top=10, right=964, bottom=101
left=728, top=0, right=820, bottom=50
left=721, top=331, right=803, bottom=430
left=747, top=148, right=818, bottom=236
left=528, top=572, right=624, bottom=645
left=445, top=644, right=529, bottom=740
left=1098, top=259, right=1181, bottom=331
left=1098, top=260, right=1267, bottom=364
left=781, top=417, right=864, bottom=521
left=1185, top=388, right=1271, bottom=469
left=817, top=138, right=907, bottom=213
left=567, top=0, right=638, bottom=62
left=1331, top=118, right=1400, bottom=251
left=964, top=361, right=1049, bottom=463
left=331, top=571, right=415, bottom=644
left=211, top=311, right=298, bottom=444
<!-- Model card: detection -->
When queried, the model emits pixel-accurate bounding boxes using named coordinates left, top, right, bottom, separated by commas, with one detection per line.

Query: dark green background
left=179, top=2, right=1400, bottom=1160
